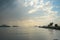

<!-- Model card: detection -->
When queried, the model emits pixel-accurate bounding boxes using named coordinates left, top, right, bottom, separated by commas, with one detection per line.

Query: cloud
left=0, top=0, right=26, bottom=24
left=28, top=8, right=37, bottom=14
left=24, top=0, right=57, bottom=14
left=22, top=0, right=58, bottom=26
left=0, top=0, right=59, bottom=27
left=24, top=0, right=44, bottom=13
left=24, top=0, right=58, bottom=16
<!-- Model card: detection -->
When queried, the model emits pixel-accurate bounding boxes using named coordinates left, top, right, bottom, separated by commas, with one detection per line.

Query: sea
left=0, top=26, right=60, bottom=40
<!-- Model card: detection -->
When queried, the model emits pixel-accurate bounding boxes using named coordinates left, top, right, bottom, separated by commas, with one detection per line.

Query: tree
left=48, top=22, right=53, bottom=27
left=55, top=24, right=58, bottom=27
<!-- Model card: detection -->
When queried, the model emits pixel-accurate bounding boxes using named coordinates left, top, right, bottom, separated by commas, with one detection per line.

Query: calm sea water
left=0, top=27, right=60, bottom=40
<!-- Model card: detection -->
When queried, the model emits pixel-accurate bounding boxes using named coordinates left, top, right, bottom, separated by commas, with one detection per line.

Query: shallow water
left=0, top=27, right=60, bottom=40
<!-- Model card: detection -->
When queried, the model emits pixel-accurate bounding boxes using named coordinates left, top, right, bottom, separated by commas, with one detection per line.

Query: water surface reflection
left=0, top=27, right=60, bottom=40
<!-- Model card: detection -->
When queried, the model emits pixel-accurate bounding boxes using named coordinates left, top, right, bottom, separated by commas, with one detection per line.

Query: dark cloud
left=0, top=0, right=17, bottom=11
left=0, top=0, right=17, bottom=20
left=0, top=0, right=25, bottom=24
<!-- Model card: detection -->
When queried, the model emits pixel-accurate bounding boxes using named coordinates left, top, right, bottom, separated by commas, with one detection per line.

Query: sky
left=0, top=0, right=60, bottom=27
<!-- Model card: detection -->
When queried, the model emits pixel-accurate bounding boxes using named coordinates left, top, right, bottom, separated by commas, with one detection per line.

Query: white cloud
left=28, top=8, right=37, bottom=14
left=24, top=0, right=58, bottom=23
left=24, top=0, right=52, bottom=14
left=0, top=0, right=59, bottom=27
left=6, top=0, right=57, bottom=27
left=6, top=0, right=58, bottom=27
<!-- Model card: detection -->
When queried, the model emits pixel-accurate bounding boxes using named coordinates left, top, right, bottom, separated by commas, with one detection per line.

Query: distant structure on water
left=13, top=26, right=19, bottom=27
left=0, top=25, right=10, bottom=27
left=0, top=25, right=19, bottom=27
